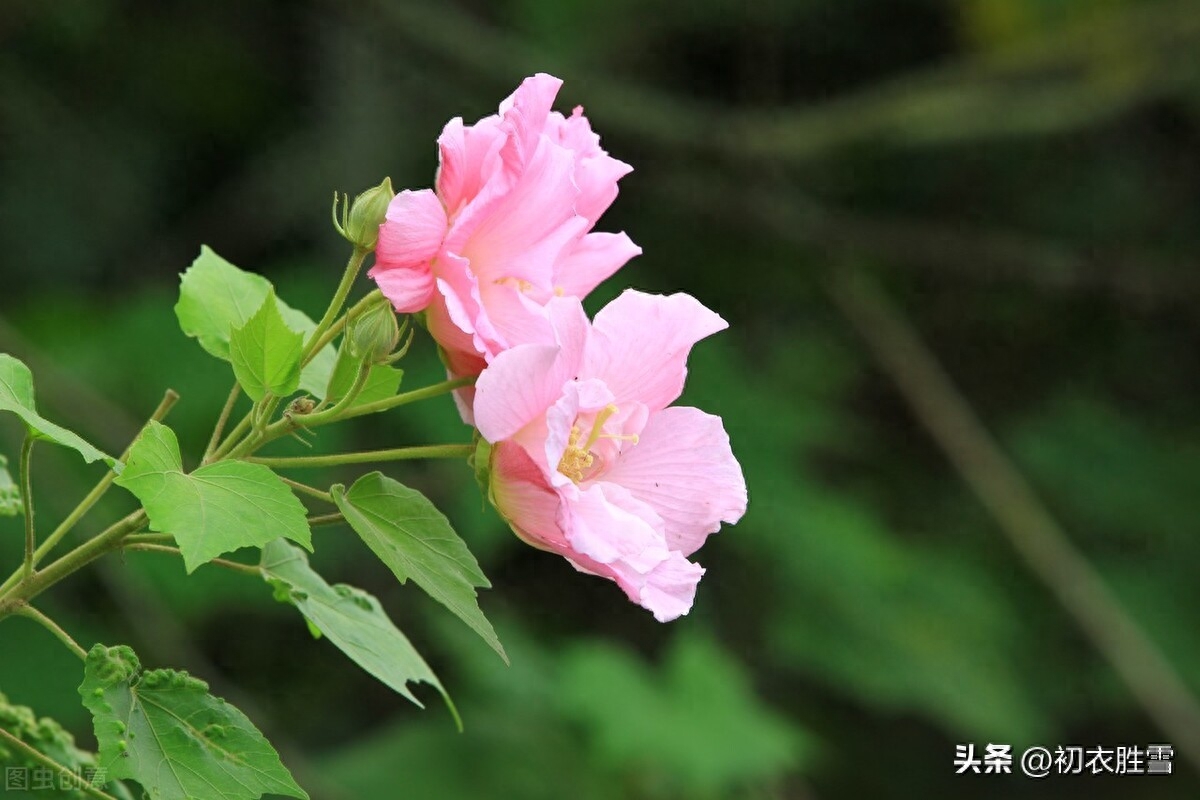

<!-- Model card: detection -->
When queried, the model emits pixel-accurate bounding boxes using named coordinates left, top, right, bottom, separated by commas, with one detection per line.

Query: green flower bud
left=341, top=177, right=395, bottom=250
left=348, top=302, right=400, bottom=364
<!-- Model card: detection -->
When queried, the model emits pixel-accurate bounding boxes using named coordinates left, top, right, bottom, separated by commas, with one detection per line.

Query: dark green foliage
left=2, top=0, right=1199, bottom=798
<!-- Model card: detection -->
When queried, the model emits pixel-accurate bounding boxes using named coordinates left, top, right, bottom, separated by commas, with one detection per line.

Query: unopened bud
left=348, top=302, right=400, bottom=364
left=342, top=177, right=395, bottom=250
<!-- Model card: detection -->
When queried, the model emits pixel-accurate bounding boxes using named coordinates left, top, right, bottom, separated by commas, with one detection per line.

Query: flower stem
left=304, top=289, right=386, bottom=368
left=16, top=604, right=87, bottom=660
left=300, top=364, right=371, bottom=428
left=303, top=247, right=370, bottom=365
left=122, top=543, right=261, bottom=578
left=204, top=384, right=241, bottom=462
left=341, top=376, right=475, bottom=420
left=4, top=389, right=179, bottom=588
left=244, top=444, right=474, bottom=470
left=277, top=476, right=336, bottom=505
left=0, top=510, right=146, bottom=622
left=123, top=533, right=175, bottom=546
left=0, top=729, right=119, bottom=800
left=20, top=436, right=35, bottom=580
left=209, top=412, right=253, bottom=462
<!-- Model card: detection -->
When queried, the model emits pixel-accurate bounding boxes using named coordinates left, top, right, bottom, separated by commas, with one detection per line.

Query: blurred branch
left=668, top=172, right=1200, bottom=306
left=364, top=0, right=1200, bottom=160
left=828, top=268, right=1200, bottom=774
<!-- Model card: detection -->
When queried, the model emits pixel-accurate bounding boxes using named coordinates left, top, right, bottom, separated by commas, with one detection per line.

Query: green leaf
left=115, top=421, right=311, bottom=571
left=228, top=292, right=304, bottom=402
left=260, top=539, right=459, bottom=727
left=324, top=343, right=403, bottom=406
left=0, top=454, right=20, bottom=516
left=0, top=692, right=112, bottom=799
left=0, top=355, right=114, bottom=467
left=333, top=472, right=506, bottom=662
left=79, top=644, right=307, bottom=800
left=174, top=246, right=334, bottom=397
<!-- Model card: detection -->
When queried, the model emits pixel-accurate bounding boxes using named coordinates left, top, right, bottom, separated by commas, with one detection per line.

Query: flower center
left=494, top=276, right=533, bottom=293
left=556, top=404, right=638, bottom=483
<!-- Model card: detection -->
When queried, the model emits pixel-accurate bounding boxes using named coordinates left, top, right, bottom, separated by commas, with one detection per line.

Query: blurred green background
left=2, top=0, right=1200, bottom=797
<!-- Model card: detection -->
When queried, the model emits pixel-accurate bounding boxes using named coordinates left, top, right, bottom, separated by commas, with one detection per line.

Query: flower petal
left=490, top=441, right=568, bottom=552
left=460, top=135, right=585, bottom=288
left=584, top=290, right=728, bottom=412
left=561, top=483, right=668, bottom=574
left=436, top=115, right=507, bottom=219
left=370, top=189, right=447, bottom=312
left=604, top=406, right=747, bottom=556
left=497, top=73, right=564, bottom=173
left=554, top=231, right=641, bottom=299
left=637, top=555, right=705, bottom=622
left=559, top=482, right=704, bottom=621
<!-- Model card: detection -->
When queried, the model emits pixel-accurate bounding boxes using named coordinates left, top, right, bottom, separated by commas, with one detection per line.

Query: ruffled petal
left=370, top=189, right=447, bottom=312
left=460, top=135, right=584, bottom=288
left=497, top=73, right=563, bottom=174
left=553, top=231, right=641, bottom=299
left=637, top=554, right=705, bottom=622
left=584, top=290, right=728, bottom=412
left=561, top=483, right=669, bottom=574
left=436, top=115, right=507, bottom=219
left=558, top=482, right=704, bottom=621
left=604, top=406, right=747, bottom=556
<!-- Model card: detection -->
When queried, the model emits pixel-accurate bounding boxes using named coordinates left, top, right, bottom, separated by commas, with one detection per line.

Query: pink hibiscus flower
left=369, top=73, right=640, bottom=417
left=473, top=291, right=747, bottom=621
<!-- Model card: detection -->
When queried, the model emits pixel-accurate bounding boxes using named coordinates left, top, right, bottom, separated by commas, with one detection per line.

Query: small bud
left=342, top=177, right=395, bottom=250
left=348, top=302, right=400, bottom=364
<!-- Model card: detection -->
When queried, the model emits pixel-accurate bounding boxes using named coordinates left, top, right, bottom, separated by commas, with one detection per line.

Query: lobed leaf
left=229, top=292, right=304, bottom=402
left=115, top=421, right=311, bottom=571
left=173, top=246, right=335, bottom=397
left=79, top=644, right=307, bottom=800
left=260, top=539, right=459, bottom=727
left=333, top=472, right=506, bottom=662
left=0, top=354, right=115, bottom=467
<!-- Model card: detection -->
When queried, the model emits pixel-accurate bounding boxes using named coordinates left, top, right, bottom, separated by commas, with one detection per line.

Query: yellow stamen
left=495, top=276, right=533, bottom=293
left=556, top=406, right=639, bottom=484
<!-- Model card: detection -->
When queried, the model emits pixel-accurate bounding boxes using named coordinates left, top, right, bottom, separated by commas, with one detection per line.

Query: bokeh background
left=2, top=0, right=1200, bottom=797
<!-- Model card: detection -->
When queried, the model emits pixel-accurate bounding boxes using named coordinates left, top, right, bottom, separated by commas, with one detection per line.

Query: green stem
left=0, top=389, right=179, bottom=596
left=303, top=247, right=370, bottom=364
left=277, top=476, right=336, bottom=505
left=301, top=363, right=371, bottom=428
left=341, top=376, right=475, bottom=420
left=307, top=512, right=345, bottom=527
left=303, top=289, right=386, bottom=368
left=0, top=728, right=119, bottom=800
left=209, top=412, right=253, bottom=462
left=204, top=384, right=241, bottom=462
left=20, top=435, right=35, bottom=580
left=16, top=605, right=87, bottom=660
left=123, top=533, right=175, bottom=546
left=122, top=543, right=261, bottom=578
left=244, top=444, right=474, bottom=470
left=0, top=510, right=146, bottom=622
